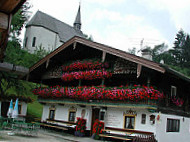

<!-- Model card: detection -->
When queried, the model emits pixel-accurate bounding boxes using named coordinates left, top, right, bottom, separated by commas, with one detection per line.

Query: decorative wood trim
left=105, top=126, right=154, bottom=135
left=29, top=36, right=165, bottom=74
left=102, top=51, right=106, bottom=62
left=123, top=114, right=136, bottom=130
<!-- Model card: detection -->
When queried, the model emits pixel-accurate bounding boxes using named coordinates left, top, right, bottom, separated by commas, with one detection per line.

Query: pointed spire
left=74, top=3, right=81, bottom=31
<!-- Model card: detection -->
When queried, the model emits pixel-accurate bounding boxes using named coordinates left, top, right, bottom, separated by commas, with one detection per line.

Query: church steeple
left=73, top=4, right=81, bottom=31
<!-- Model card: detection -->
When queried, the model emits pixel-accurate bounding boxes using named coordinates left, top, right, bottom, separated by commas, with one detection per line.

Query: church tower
left=73, top=4, right=81, bottom=31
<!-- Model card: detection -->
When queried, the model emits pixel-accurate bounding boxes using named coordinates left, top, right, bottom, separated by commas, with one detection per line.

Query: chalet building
left=23, top=5, right=85, bottom=53
left=27, top=36, right=190, bottom=142
left=0, top=94, right=32, bottom=119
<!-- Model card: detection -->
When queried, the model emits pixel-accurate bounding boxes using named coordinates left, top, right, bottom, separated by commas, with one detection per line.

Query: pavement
left=0, top=129, right=107, bottom=142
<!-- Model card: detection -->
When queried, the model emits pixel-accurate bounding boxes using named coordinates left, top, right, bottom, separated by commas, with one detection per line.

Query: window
left=166, top=118, right=180, bottom=132
left=99, top=111, right=105, bottom=121
left=18, top=104, right=22, bottom=114
left=68, top=111, right=76, bottom=122
left=171, top=86, right=177, bottom=97
left=24, top=37, right=28, bottom=47
left=49, top=110, right=55, bottom=120
left=141, top=114, right=146, bottom=124
left=124, top=115, right=135, bottom=129
left=32, top=37, right=36, bottom=47
left=68, top=106, right=77, bottom=122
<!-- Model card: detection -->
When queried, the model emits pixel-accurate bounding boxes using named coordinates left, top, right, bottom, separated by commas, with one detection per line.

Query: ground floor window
left=68, top=111, right=76, bottom=122
left=68, top=106, right=77, bottom=122
left=124, top=115, right=135, bottom=129
left=166, top=118, right=180, bottom=132
left=141, top=114, right=146, bottom=124
left=49, top=110, right=55, bottom=120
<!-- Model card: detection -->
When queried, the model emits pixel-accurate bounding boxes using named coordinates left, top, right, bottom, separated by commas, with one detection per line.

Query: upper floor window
left=32, top=37, right=36, bottom=47
left=166, top=118, right=180, bottom=132
left=171, top=86, right=177, bottom=97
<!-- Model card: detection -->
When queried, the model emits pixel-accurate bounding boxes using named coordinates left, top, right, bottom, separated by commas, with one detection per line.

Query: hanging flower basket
left=171, top=96, right=184, bottom=107
left=62, top=60, right=109, bottom=72
left=33, top=85, right=164, bottom=102
left=61, top=69, right=112, bottom=81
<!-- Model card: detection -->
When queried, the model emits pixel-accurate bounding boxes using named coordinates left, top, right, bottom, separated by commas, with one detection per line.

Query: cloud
left=138, top=0, right=190, bottom=31
left=84, top=0, right=125, bottom=7
left=85, top=8, right=167, bottom=51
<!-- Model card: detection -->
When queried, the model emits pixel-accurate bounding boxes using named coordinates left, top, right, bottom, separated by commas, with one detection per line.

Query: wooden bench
left=100, top=127, right=154, bottom=141
left=46, top=119, right=76, bottom=128
left=40, top=123, right=68, bottom=131
left=40, top=119, right=76, bottom=131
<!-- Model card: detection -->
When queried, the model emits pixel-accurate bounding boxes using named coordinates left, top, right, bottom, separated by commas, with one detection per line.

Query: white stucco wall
left=20, top=102, right=27, bottom=116
left=156, top=113, right=190, bottom=142
left=23, top=26, right=63, bottom=53
left=41, top=104, right=92, bottom=130
left=105, top=107, right=157, bottom=134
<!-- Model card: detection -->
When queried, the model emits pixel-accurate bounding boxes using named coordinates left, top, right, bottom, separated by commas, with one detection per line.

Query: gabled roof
left=0, top=0, right=26, bottom=14
left=29, top=36, right=165, bottom=73
left=26, top=11, right=85, bottom=42
left=27, top=36, right=190, bottom=84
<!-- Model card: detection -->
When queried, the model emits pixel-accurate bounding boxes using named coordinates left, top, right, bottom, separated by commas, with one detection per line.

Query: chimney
left=141, top=48, right=152, bottom=60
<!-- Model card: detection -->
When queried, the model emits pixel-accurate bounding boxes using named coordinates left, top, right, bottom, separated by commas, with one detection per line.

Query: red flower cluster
left=92, top=119, right=104, bottom=135
left=171, top=96, right=184, bottom=106
left=75, top=117, right=86, bottom=133
left=61, top=69, right=112, bottom=81
left=62, top=60, right=109, bottom=72
left=33, top=85, right=164, bottom=101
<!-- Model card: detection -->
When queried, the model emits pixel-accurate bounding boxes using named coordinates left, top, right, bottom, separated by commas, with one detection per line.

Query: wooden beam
left=0, top=62, right=29, bottom=75
left=0, top=12, right=8, bottom=31
left=102, top=51, right=106, bottom=62
left=0, top=14, right=12, bottom=62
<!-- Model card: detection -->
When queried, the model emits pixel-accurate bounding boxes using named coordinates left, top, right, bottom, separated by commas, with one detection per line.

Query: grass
left=27, top=94, right=43, bottom=119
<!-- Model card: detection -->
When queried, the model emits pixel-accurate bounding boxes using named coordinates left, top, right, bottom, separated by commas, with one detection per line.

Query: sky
left=21, top=0, right=190, bottom=53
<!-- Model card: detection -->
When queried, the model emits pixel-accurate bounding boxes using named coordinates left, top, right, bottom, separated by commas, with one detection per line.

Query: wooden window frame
left=68, top=107, right=77, bottom=122
left=49, top=106, right=56, bottom=120
left=141, top=114, right=146, bottom=124
left=123, top=114, right=136, bottom=130
left=68, top=111, right=76, bottom=122
left=166, top=118, right=180, bottom=132
left=171, top=86, right=177, bottom=97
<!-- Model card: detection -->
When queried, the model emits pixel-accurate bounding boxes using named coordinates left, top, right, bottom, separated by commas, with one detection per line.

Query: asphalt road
left=0, top=130, right=105, bottom=142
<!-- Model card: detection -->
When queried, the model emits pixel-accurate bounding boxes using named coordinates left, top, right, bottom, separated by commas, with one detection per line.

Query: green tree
left=128, top=47, right=136, bottom=55
left=10, top=1, right=31, bottom=41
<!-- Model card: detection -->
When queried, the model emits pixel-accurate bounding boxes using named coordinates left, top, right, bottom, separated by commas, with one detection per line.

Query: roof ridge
left=34, top=10, right=75, bottom=30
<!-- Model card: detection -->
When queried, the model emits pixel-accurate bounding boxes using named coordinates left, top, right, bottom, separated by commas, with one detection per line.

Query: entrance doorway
left=1, top=102, right=9, bottom=117
left=91, top=108, right=100, bottom=134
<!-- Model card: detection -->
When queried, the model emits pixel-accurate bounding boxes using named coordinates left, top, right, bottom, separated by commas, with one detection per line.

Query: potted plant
left=75, top=117, right=86, bottom=137
left=92, top=119, right=104, bottom=140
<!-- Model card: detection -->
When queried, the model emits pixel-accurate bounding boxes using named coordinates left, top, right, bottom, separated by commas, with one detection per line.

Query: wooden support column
left=0, top=13, right=12, bottom=62
left=147, top=77, right=151, bottom=87
left=101, top=51, right=106, bottom=86
left=102, top=51, right=106, bottom=62
left=46, top=58, right=50, bottom=68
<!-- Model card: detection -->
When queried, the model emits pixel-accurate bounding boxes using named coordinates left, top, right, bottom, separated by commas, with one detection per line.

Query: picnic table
left=11, top=121, right=40, bottom=136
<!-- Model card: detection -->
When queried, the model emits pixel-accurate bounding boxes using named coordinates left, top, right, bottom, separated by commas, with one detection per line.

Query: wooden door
left=91, top=108, right=100, bottom=134
left=1, top=102, right=9, bottom=117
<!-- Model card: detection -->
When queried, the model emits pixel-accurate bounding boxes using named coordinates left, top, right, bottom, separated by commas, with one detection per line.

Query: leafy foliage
left=10, top=1, right=31, bottom=39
